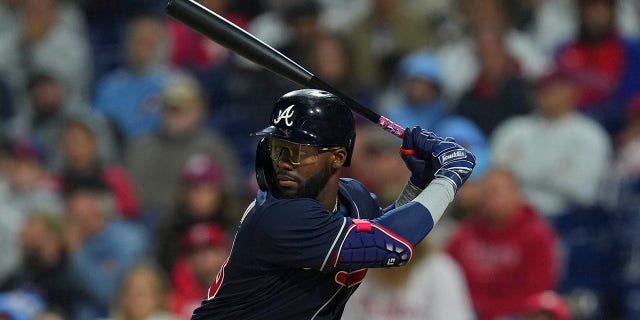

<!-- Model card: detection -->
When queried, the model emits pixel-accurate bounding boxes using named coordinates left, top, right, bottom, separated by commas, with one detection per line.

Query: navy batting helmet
left=254, top=89, right=356, bottom=191
left=254, top=89, right=356, bottom=165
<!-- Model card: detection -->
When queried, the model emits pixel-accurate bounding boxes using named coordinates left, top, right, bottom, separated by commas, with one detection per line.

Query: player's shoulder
left=339, top=177, right=370, bottom=195
left=339, top=178, right=381, bottom=218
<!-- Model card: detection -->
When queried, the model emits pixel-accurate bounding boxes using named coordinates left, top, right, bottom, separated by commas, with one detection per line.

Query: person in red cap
left=521, top=291, right=571, bottom=320
left=167, top=223, right=230, bottom=320
left=155, top=154, right=239, bottom=273
left=553, top=0, right=640, bottom=135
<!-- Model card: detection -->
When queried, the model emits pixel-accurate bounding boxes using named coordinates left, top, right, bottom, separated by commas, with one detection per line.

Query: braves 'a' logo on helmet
left=273, top=104, right=295, bottom=126
left=254, top=89, right=356, bottom=166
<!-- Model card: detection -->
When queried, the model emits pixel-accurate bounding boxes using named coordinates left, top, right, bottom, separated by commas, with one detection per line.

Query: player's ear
left=331, top=148, right=347, bottom=169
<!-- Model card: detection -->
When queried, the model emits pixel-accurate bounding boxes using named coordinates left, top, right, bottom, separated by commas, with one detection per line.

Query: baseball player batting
left=191, top=89, right=476, bottom=319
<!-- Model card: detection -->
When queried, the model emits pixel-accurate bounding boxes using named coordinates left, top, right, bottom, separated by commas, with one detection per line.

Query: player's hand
left=431, top=137, right=476, bottom=192
left=400, top=126, right=441, bottom=189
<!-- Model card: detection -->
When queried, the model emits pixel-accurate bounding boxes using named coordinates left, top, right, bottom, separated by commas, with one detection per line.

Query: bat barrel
left=166, top=0, right=314, bottom=85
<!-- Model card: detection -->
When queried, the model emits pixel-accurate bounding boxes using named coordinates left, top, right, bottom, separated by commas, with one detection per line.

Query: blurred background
left=0, top=0, right=639, bottom=319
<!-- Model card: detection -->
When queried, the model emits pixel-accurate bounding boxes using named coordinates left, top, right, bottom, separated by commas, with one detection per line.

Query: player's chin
left=276, top=180, right=299, bottom=197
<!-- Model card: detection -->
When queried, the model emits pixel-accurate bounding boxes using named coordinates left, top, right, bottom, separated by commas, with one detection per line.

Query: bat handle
left=308, top=77, right=405, bottom=139
left=377, top=116, right=405, bottom=138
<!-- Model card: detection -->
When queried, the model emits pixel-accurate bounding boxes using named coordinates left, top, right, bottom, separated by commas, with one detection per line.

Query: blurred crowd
left=0, top=0, right=639, bottom=319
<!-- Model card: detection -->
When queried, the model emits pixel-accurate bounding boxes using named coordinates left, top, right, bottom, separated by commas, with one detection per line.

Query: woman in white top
left=342, top=241, right=475, bottom=320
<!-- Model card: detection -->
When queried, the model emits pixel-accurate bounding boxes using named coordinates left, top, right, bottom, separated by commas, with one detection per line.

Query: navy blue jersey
left=192, top=178, right=382, bottom=320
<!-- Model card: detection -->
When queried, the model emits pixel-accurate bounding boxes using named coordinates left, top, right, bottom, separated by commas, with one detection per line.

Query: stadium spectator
left=603, top=96, right=640, bottom=212
left=306, top=33, right=367, bottom=104
left=168, top=223, right=230, bottom=320
left=490, top=67, right=612, bottom=218
left=0, top=214, right=87, bottom=319
left=447, top=168, right=560, bottom=320
left=155, top=154, right=239, bottom=272
left=110, top=264, right=175, bottom=320
left=0, top=0, right=91, bottom=110
left=277, top=1, right=325, bottom=69
left=453, top=26, right=534, bottom=137
left=8, top=73, right=116, bottom=170
left=2, top=137, right=61, bottom=215
left=435, top=0, right=549, bottom=100
left=168, top=0, right=247, bottom=72
left=7, top=74, right=64, bottom=154
left=79, top=0, right=165, bottom=79
left=246, top=0, right=368, bottom=50
left=604, top=96, right=640, bottom=319
left=125, top=74, right=241, bottom=225
left=341, top=241, right=474, bottom=320
left=57, top=117, right=139, bottom=219
left=531, top=0, right=639, bottom=55
left=553, top=0, right=640, bottom=135
left=166, top=0, right=248, bottom=111
left=381, top=51, right=449, bottom=132
left=346, top=0, right=432, bottom=91
left=63, top=181, right=149, bottom=320
left=93, top=15, right=170, bottom=140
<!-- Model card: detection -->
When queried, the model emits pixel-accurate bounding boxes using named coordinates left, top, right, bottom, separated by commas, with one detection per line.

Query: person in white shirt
left=490, top=67, right=612, bottom=218
left=341, top=241, right=474, bottom=320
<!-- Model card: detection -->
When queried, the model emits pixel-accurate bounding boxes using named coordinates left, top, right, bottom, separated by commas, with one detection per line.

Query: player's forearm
left=373, top=178, right=455, bottom=246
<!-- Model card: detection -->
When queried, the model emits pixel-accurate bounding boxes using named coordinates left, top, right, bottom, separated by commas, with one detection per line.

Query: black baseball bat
left=165, top=0, right=405, bottom=138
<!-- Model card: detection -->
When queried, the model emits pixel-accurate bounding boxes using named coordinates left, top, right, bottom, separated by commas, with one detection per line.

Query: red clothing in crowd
left=168, top=258, right=208, bottom=320
left=100, top=164, right=141, bottom=218
left=555, top=34, right=625, bottom=108
left=446, top=205, right=560, bottom=320
left=57, top=164, right=141, bottom=218
left=167, top=14, right=248, bottom=70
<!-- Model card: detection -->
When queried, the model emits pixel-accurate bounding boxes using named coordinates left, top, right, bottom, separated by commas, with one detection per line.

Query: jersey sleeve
left=252, top=198, right=350, bottom=272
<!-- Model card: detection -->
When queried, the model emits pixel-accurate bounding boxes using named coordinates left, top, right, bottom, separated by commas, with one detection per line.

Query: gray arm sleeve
left=394, top=181, right=423, bottom=207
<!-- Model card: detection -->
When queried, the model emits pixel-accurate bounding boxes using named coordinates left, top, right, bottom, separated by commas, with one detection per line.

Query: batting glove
left=400, top=126, right=442, bottom=189
left=431, top=138, right=476, bottom=192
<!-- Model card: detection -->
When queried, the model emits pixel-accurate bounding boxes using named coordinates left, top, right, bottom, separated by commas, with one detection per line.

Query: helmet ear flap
left=256, top=137, right=277, bottom=191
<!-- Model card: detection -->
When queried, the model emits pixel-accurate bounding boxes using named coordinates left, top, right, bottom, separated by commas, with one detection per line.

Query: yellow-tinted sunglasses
left=270, top=138, right=342, bottom=166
